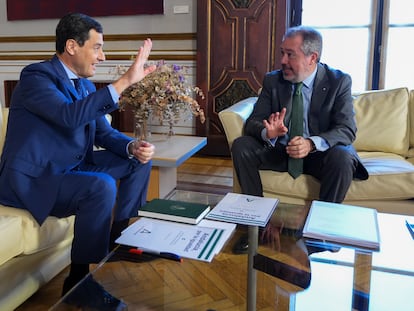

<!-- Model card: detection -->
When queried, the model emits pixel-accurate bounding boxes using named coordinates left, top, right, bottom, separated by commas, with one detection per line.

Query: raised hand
left=263, top=107, right=288, bottom=139
left=112, top=39, right=156, bottom=95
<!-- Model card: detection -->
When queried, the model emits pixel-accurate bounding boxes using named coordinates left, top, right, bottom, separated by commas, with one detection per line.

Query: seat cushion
left=0, top=215, right=24, bottom=266
left=0, top=206, right=74, bottom=255
left=353, top=88, right=410, bottom=156
left=260, top=152, right=414, bottom=202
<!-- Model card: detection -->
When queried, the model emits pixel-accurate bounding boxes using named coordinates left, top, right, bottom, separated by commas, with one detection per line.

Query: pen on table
left=406, top=220, right=414, bottom=239
left=129, top=248, right=183, bottom=262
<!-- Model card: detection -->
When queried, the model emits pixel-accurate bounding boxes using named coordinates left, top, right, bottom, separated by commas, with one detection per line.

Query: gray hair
left=284, top=26, right=323, bottom=62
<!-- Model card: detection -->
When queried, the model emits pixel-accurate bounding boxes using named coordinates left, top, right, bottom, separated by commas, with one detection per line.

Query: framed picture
left=6, top=0, right=164, bottom=20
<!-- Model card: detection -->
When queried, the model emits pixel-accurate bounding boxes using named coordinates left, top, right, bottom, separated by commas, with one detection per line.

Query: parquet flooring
left=176, top=155, right=233, bottom=195
left=15, top=155, right=236, bottom=311
left=51, top=229, right=297, bottom=311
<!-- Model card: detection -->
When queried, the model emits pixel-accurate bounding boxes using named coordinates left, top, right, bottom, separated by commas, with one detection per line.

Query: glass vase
left=167, top=120, right=175, bottom=137
left=134, top=116, right=148, bottom=141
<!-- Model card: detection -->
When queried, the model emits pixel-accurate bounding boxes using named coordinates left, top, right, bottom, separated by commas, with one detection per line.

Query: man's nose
left=99, top=50, right=106, bottom=62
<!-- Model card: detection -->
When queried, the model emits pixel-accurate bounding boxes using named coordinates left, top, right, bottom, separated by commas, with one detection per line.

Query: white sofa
left=219, top=87, right=414, bottom=216
left=0, top=107, right=74, bottom=311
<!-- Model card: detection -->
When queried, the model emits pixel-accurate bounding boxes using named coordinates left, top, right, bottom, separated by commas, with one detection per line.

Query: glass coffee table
left=50, top=191, right=414, bottom=310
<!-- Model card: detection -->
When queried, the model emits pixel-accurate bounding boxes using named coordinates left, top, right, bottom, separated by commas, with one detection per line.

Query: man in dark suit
left=0, top=13, right=156, bottom=309
left=231, top=26, right=368, bottom=253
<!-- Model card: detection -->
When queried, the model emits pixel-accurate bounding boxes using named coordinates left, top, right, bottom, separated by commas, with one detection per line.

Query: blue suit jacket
left=0, top=55, right=132, bottom=224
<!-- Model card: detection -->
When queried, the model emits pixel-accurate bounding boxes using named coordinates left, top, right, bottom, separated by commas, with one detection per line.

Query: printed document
left=206, top=192, right=279, bottom=226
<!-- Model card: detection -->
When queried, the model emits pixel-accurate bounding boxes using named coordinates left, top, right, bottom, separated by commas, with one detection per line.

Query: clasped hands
left=129, top=140, right=155, bottom=164
left=263, top=107, right=314, bottom=158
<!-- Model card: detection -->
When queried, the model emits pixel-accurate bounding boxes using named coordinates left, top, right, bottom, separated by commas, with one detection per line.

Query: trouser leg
left=231, top=136, right=265, bottom=196
left=86, top=150, right=152, bottom=221
left=305, top=145, right=358, bottom=203
left=51, top=171, right=117, bottom=264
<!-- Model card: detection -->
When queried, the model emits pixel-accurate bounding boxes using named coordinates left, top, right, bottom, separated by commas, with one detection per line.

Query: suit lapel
left=277, top=78, right=293, bottom=125
left=309, top=64, right=330, bottom=133
left=50, top=55, right=80, bottom=99
left=51, top=55, right=96, bottom=163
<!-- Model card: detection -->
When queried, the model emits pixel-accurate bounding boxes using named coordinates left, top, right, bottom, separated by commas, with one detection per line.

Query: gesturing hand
left=263, top=107, right=288, bottom=139
left=112, top=39, right=156, bottom=95
left=127, top=39, right=156, bottom=84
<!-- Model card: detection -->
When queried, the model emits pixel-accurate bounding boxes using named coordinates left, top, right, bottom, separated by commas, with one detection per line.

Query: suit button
left=76, top=155, right=82, bottom=160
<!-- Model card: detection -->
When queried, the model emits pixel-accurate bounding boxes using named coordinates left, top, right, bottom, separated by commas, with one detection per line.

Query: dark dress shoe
left=63, top=275, right=127, bottom=311
left=233, top=234, right=249, bottom=254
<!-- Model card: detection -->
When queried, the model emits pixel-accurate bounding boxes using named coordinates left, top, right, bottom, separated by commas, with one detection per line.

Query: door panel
left=196, top=0, right=286, bottom=156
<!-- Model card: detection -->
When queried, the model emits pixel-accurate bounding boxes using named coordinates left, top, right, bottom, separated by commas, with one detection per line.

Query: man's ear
left=65, top=39, right=78, bottom=56
left=310, top=51, right=319, bottom=64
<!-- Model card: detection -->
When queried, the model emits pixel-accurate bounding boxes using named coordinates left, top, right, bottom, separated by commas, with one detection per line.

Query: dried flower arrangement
left=113, top=60, right=205, bottom=137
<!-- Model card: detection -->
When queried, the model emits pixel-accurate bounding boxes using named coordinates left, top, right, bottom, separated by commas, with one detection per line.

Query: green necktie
left=288, top=82, right=304, bottom=179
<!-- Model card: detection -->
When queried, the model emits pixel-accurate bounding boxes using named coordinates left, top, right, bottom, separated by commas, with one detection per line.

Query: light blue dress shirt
left=59, top=59, right=120, bottom=103
left=262, top=67, right=329, bottom=151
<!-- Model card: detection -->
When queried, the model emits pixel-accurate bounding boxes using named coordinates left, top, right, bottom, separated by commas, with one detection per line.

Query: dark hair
left=55, top=13, right=103, bottom=54
left=284, top=26, right=323, bottom=62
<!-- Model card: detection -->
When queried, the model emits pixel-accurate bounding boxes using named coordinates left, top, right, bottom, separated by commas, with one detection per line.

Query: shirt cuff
left=107, top=84, right=120, bottom=103
left=308, top=136, right=329, bottom=152
left=126, top=140, right=135, bottom=159
left=261, top=128, right=277, bottom=146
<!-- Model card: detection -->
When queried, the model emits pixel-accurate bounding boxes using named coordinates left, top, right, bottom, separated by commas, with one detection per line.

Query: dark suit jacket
left=0, top=55, right=132, bottom=224
left=245, top=63, right=368, bottom=180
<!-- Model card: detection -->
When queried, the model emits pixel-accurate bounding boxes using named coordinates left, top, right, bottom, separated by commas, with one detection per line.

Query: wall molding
left=0, top=58, right=198, bottom=135
left=0, top=33, right=196, bottom=43
left=0, top=33, right=197, bottom=61
left=0, top=54, right=196, bottom=61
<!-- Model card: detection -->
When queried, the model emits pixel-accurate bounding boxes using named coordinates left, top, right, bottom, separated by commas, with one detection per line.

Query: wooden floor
left=15, top=155, right=234, bottom=311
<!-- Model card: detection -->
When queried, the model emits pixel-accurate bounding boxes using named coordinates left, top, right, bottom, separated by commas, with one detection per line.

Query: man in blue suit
left=0, top=13, right=156, bottom=309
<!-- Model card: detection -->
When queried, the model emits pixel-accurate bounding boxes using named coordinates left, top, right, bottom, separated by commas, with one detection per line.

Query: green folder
left=138, top=199, right=211, bottom=224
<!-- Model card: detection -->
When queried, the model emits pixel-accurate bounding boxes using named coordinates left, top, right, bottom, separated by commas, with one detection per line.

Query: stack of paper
left=115, top=217, right=236, bottom=262
left=302, top=200, right=381, bottom=251
left=206, top=192, right=279, bottom=227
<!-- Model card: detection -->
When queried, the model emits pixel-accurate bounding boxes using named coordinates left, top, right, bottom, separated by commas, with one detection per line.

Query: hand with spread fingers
left=112, top=38, right=156, bottom=95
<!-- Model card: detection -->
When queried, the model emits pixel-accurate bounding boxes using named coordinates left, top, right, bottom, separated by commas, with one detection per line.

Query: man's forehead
left=86, top=29, right=104, bottom=45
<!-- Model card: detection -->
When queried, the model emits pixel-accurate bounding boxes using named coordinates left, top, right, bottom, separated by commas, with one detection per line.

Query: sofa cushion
left=353, top=87, right=410, bottom=156
left=0, top=216, right=24, bottom=266
left=0, top=206, right=74, bottom=255
left=260, top=152, right=414, bottom=202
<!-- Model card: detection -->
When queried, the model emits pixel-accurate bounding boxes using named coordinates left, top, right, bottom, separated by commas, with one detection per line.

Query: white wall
left=0, top=0, right=199, bottom=135
left=0, top=0, right=196, bottom=35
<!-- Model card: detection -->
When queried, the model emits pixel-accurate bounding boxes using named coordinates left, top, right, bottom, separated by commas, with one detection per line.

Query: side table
left=124, top=133, right=207, bottom=200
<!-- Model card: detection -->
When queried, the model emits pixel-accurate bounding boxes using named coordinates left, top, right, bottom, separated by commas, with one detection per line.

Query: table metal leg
left=247, top=225, right=258, bottom=311
left=352, top=251, right=373, bottom=311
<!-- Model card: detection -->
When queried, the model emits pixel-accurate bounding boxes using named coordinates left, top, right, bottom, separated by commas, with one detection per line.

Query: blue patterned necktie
left=72, top=78, right=86, bottom=97
left=288, top=82, right=304, bottom=179
left=72, top=78, right=93, bottom=161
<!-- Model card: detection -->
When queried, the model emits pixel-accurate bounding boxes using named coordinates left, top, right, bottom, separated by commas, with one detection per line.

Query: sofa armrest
left=218, top=97, right=257, bottom=148
left=1, top=108, right=9, bottom=155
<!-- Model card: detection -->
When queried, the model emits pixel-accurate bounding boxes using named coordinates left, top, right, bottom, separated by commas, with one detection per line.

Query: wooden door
left=196, top=0, right=287, bottom=156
